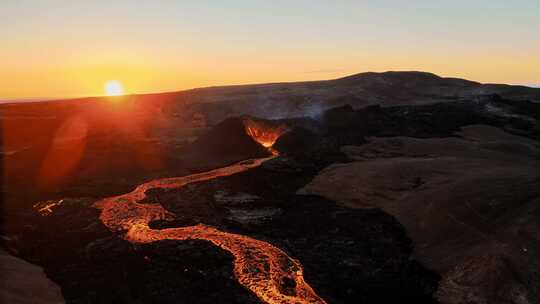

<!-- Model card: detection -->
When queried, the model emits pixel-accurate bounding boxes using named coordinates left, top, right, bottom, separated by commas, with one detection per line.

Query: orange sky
left=2, top=1, right=539, bottom=99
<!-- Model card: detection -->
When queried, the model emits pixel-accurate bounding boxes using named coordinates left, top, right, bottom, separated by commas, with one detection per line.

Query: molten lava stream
left=94, top=155, right=326, bottom=304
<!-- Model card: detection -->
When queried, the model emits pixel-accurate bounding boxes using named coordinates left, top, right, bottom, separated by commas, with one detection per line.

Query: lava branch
left=94, top=155, right=326, bottom=304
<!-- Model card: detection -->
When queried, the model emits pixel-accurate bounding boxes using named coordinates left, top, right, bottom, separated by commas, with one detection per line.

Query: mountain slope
left=169, top=71, right=540, bottom=122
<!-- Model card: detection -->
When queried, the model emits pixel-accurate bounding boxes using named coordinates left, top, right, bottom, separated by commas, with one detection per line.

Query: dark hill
left=180, top=117, right=271, bottom=171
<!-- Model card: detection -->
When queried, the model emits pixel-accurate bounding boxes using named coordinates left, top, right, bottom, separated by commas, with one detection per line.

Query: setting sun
left=104, top=80, right=124, bottom=96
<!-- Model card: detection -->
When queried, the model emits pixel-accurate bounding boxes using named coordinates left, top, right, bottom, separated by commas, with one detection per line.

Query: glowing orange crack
left=94, top=155, right=326, bottom=304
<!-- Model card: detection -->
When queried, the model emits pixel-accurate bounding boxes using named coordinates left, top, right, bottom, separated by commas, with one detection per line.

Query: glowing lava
left=244, top=118, right=287, bottom=148
left=94, top=155, right=326, bottom=304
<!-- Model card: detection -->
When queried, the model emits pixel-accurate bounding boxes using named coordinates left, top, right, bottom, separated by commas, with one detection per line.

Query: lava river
left=94, top=154, right=326, bottom=304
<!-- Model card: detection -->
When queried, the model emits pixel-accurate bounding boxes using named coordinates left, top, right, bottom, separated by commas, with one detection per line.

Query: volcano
left=180, top=117, right=270, bottom=168
left=2, top=72, right=540, bottom=304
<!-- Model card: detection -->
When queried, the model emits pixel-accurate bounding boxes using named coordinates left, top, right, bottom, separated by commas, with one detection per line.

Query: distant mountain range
left=2, top=71, right=540, bottom=125
left=3, top=71, right=540, bottom=104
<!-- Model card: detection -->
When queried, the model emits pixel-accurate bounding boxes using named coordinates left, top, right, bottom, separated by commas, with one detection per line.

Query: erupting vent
left=243, top=118, right=287, bottom=149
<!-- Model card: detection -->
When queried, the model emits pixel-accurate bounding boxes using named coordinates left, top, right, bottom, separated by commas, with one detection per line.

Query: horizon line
left=1, top=70, right=539, bottom=103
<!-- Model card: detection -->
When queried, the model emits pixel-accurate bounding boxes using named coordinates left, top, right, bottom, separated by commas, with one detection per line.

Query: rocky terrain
left=301, top=127, right=540, bottom=303
left=2, top=72, right=540, bottom=303
left=0, top=249, right=64, bottom=304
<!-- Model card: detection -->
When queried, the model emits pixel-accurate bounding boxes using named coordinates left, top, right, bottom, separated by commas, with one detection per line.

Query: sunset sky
left=1, top=0, right=539, bottom=99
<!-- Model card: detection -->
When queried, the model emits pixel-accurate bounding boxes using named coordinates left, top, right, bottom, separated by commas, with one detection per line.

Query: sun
left=104, top=80, right=124, bottom=96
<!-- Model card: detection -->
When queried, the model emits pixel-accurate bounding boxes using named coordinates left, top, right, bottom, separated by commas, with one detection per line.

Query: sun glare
left=104, top=80, right=124, bottom=96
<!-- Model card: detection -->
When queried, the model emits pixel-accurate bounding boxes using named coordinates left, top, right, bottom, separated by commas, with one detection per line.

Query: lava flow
left=94, top=154, right=326, bottom=303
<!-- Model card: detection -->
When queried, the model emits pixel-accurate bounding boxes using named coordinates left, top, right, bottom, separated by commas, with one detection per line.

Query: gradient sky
left=1, top=0, right=539, bottom=99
